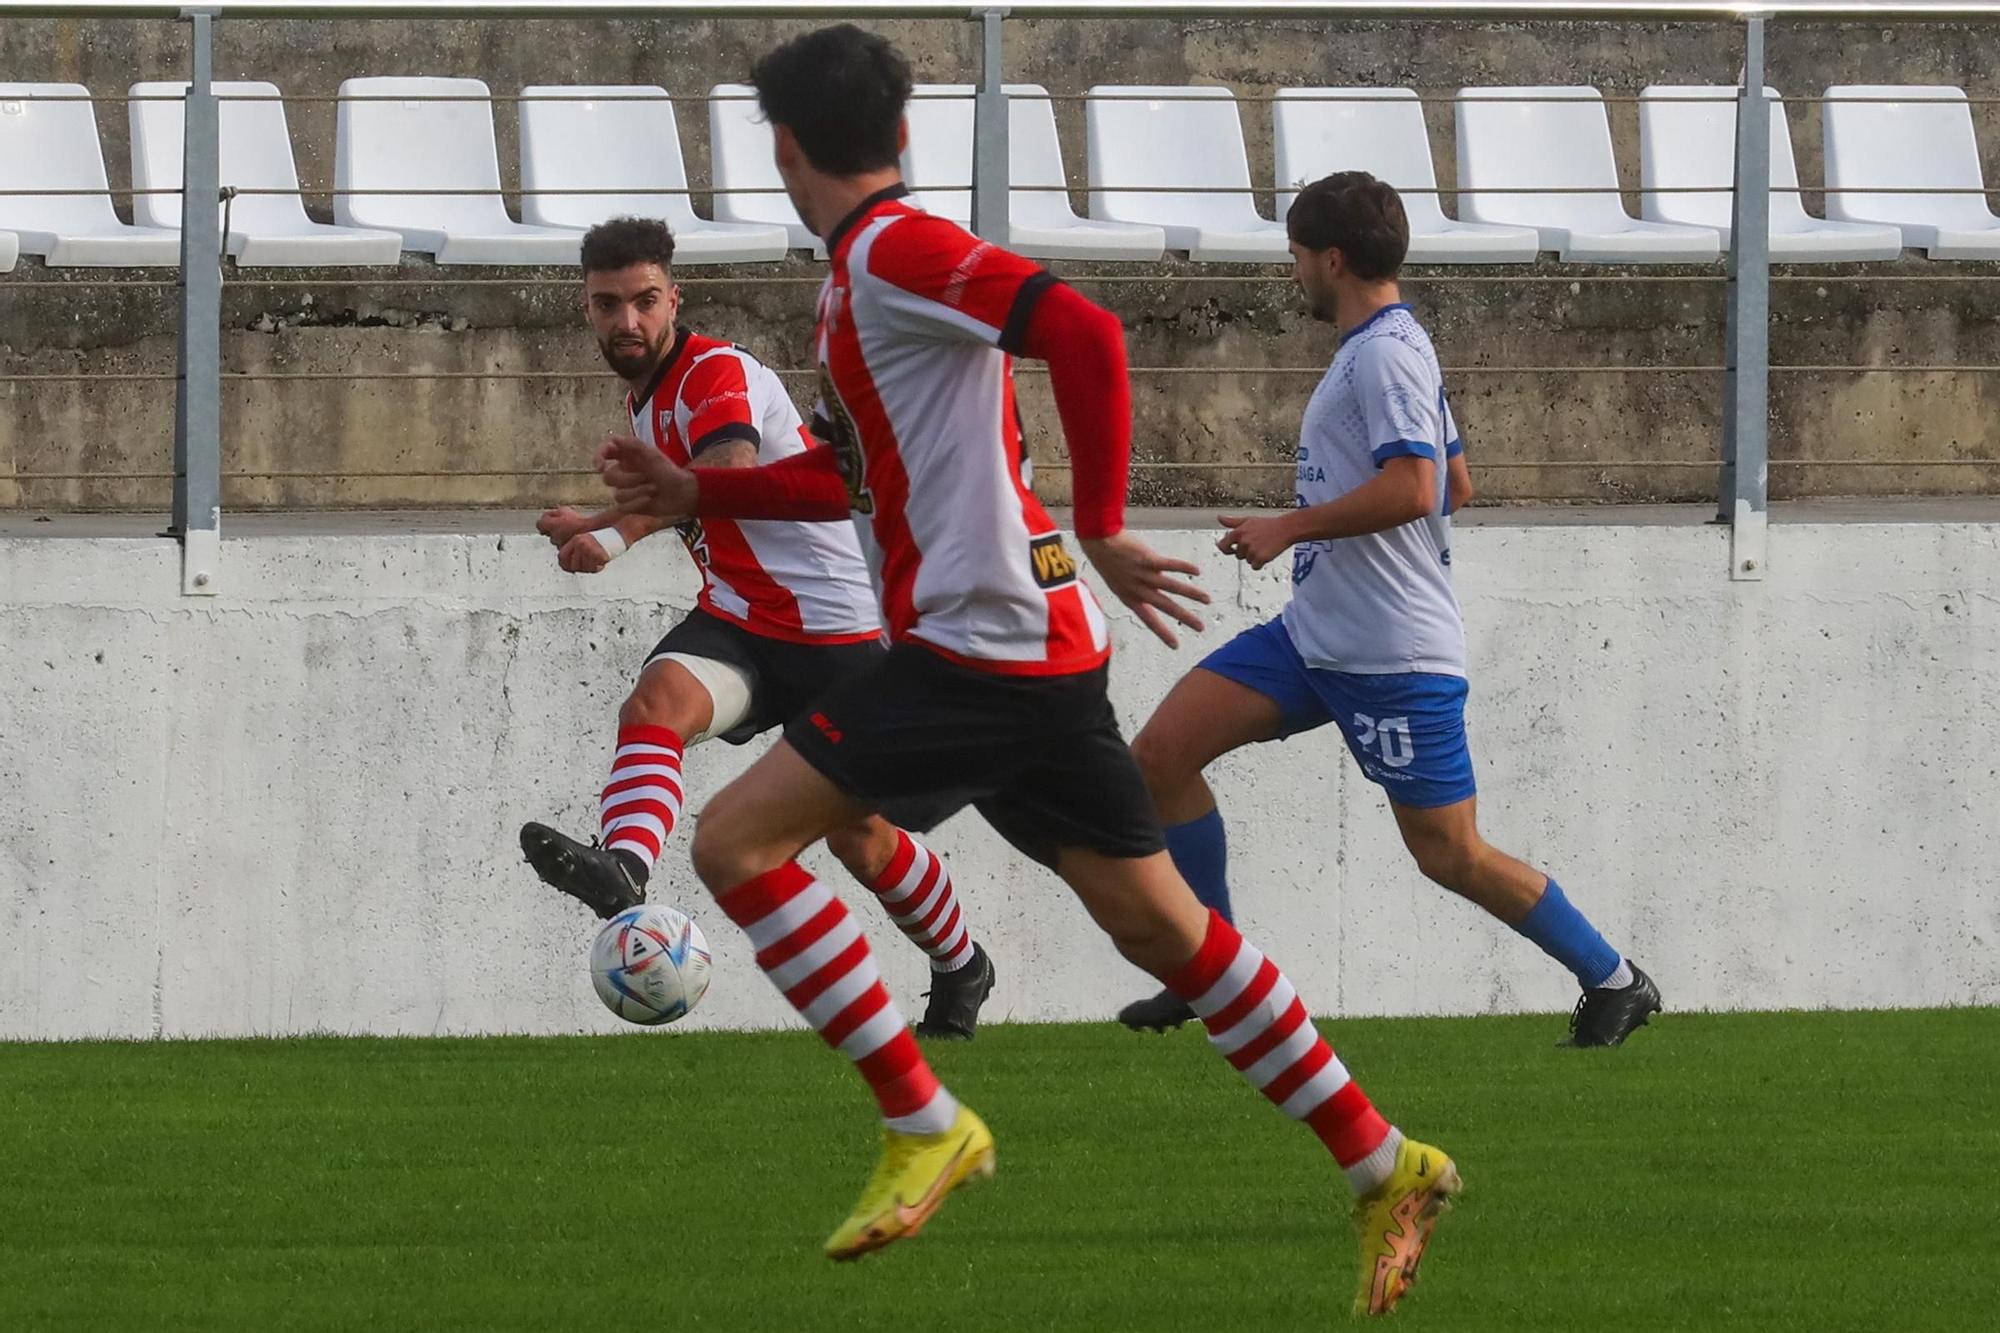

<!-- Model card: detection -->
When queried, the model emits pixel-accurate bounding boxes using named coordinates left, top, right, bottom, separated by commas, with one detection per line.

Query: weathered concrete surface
left=3, top=14, right=1998, bottom=510
left=2, top=514, right=1997, bottom=1039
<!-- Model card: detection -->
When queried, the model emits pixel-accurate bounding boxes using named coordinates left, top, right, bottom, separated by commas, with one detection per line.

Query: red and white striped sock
left=719, top=861, right=959, bottom=1134
left=1166, top=910, right=1401, bottom=1195
left=862, top=829, right=977, bottom=973
left=600, top=724, right=685, bottom=877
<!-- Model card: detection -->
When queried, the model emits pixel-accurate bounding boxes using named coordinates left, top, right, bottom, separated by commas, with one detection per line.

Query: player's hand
left=1216, top=513, right=1300, bottom=571
left=1079, top=531, right=1209, bottom=650
left=536, top=506, right=593, bottom=548
left=596, top=434, right=697, bottom=521
left=557, top=532, right=612, bottom=574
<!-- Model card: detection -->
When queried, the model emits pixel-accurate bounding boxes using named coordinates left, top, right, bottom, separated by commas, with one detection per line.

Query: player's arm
left=597, top=435, right=849, bottom=523
left=1446, top=443, right=1474, bottom=514
left=1217, top=457, right=1437, bottom=571
left=1015, top=276, right=1210, bottom=648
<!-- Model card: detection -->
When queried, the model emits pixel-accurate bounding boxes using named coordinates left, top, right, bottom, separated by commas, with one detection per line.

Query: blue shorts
left=1198, top=617, right=1477, bottom=809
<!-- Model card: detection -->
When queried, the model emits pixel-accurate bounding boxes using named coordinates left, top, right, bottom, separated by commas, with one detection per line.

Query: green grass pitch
left=2, top=1008, right=1994, bottom=1331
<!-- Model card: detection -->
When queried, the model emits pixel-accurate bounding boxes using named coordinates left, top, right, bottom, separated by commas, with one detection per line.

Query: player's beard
left=600, top=325, right=670, bottom=380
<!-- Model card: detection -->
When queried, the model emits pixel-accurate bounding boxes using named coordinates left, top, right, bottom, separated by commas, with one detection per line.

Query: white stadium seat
left=1823, top=85, right=2000, bottom=259
left=334, top=76, right=580, bottom=265
left=0, top=82, right=180, bottom=266
left=1006, top=85, right=1164, bottom=260
left=1640, top=85, right=1902, bottom=262
left=0, top=229, right=16, bottom=272
left=1272, top=87, right=1539, bottom=264
left=517, top=85, right=787, bottom=264
left=709, top=83, right=822, bottom=256
left=898, top=83, right=1164, bottom=259
left=903, top=83, right=976, bottom=224
left=128, top=80, right=403, bottom=267
left=1457, top=85, right=1721, bottom=263
left=1086, top=84, right=1288, bottom=262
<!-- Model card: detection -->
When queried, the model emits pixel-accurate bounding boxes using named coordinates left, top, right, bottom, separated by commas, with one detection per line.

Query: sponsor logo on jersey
left=1029, top=532, right=1079, bottom=589
left=943, top=242, right=996, bottom=310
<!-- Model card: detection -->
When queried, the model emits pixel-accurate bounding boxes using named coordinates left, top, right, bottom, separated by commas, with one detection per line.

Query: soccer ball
left=590, top=904, right=713, bottom=1026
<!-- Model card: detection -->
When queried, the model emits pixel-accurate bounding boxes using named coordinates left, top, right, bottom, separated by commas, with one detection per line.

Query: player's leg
left=521, top=643, right=748, bottom=919
left=1390, top=795, right=1661, bottom=1047
left=825, top=816, right=996, bottom=1040
left=1314, top=666, right=1661, bottom=1047
left=982, top=712, right=1458, bottom=1318
left=689, top=737, right=992, bottom=1262
left=1118, top=618, right=1324, bottom=1032
left=757, top=633, right=995, bottom=1037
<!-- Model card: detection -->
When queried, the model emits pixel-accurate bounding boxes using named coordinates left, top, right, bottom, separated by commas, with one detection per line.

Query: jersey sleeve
left=1442, top=391, right=1464, bottom=459
left=860, top=215, right=1058, bottom=353
left=676, top=351, right=762, bottom=457
left=1353, top=337, right=1446, bottom=469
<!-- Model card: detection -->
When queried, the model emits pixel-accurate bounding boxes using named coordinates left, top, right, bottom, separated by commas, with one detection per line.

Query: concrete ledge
left=3, top=514, right=1997, bottom=1039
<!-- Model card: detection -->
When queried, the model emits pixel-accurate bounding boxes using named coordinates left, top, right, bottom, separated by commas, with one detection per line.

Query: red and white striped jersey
left=813, top=188, right=1109, bottom=676
left=629, top=330, right=881, bottom=643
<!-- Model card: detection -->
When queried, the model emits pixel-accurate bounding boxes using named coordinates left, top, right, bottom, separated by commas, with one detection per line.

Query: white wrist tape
left=594, top=527, right=629, bottom=559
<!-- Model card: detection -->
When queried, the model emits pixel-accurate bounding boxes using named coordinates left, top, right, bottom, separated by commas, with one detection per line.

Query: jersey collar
left=825, top=182, right=912, bottom=256
left=1339, top=302, right=1413, bottom=346
left=626, top=326, right=693, bottom=417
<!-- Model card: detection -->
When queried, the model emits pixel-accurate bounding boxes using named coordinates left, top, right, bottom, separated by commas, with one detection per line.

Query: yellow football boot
left=824, top=1103, right=996, bottom=1261
left=1351, top=1137, right=1462, bottom=1316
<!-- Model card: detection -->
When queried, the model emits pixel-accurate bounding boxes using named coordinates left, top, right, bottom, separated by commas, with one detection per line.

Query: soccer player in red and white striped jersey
left=521, top=217, right=993, bottom=1039
left=596, top=27, right=1460, bottom=1313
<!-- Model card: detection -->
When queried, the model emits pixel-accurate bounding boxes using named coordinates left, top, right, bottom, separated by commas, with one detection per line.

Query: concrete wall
left=4, top=13, right=2000, bottom=511
left=3, top=513, right=1996, bottom=1040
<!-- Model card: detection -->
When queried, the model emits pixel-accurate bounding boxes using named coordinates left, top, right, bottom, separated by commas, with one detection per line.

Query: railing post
left=971, top=7, right=1010, bottom=245
left=1721, top=13, right=1771, bottom=581
left=172, top=7, right=222, bottom=595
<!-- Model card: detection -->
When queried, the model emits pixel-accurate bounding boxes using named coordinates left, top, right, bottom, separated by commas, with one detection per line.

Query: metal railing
left=4, top=1, right=2000, bottom=595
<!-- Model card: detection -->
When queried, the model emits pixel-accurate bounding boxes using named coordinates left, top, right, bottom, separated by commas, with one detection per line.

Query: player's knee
left=620, top=683, right=695, bottom=736
left=688, top=808, right=757, bottom=894
left=1408, top=831, right=1480, bottom=891
left=1128, top=723, right=1191, bottom=797
left=822, top=820, right=884, bottom=876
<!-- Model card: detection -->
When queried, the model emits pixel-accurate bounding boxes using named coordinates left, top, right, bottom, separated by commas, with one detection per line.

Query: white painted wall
left=3, top=517, right=1996, bottom=1040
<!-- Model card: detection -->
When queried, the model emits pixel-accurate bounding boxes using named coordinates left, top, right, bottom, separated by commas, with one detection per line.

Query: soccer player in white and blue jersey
left=1117, top=171, right=1662, bottom=1047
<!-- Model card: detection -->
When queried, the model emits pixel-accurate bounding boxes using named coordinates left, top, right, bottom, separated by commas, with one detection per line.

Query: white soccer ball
left=590, top=904, right=713, bottom=1026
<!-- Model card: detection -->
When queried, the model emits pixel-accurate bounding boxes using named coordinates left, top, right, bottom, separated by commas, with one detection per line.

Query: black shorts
left=646, top=609, right=886, bottom=746
left=782, top=643, right=1167, bottom=870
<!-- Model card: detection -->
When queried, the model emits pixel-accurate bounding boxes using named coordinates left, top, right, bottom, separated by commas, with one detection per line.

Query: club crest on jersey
left=814, top=369, right=874, bottom=515
left=1029, top=533, right=1079, bottom=590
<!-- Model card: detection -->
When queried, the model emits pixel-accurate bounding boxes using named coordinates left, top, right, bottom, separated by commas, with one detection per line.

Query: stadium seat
left=128, top=81, right=403, bottom=267
left=1639, top=85, right=1902, bottom=262
left=903, top=84, right=976, bottom=224
left=0, top=229, right=16, bottom=272
left=516, top=85, right=787, bottom=264
left=1823, top=85, right=2000, bottom=259
left=1085, top=85, right=1288, bottom=262
left=0, top=82, right=180, bottom=266
left=333, top=76, right=580, bottom=265
left=709, top=83, right=823, bottom=256
left=1272, top=87, right=1539, bottom=264
left=1006, top=85, right=1165, bottom=260
left=898, top=83, right=1165, bottom=259
left=1456, top=86, right=1721, bottom=263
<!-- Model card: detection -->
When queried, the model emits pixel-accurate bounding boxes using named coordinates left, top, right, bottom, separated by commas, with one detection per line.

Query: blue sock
left=1165, top=808, right=1233, bottom=922
left=1514, top=879, right=1622, bottom=988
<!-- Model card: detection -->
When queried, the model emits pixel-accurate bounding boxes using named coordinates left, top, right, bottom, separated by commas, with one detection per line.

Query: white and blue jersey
left=1199, top=303, right=1476, bottom=809
left=1282, top=303, right=1466, bottom=677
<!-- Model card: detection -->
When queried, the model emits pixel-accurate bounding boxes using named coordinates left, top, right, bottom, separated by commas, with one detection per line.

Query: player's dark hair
left=580, top=216, right=676, bottom=274
left=1285, top=171, right=1409, bottom=281
left=751, top=24, right=912, bottom=176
